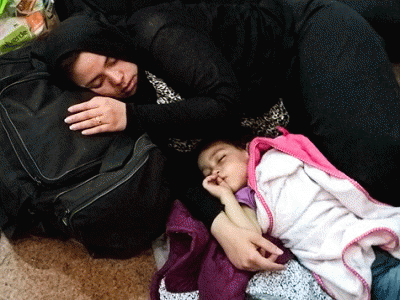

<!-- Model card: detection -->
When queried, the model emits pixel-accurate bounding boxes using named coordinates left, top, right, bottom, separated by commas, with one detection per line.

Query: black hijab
left=31, top=12, right=156, bottom=104
left=33, top=12, right=135, bottom=72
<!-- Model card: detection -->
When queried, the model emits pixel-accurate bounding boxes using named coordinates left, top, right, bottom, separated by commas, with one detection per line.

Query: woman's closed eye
left=87, top=57, right=118, bottom=89
left=88, top=76, right=104, bottom=89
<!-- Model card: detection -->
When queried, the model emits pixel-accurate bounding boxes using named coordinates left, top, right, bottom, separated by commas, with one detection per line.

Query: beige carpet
left=0, top=232, right=156, bottom=300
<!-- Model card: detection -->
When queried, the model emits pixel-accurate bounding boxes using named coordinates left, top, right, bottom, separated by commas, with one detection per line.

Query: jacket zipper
left=65, top=154, right=150, bottom=229
left=0, top=71, right=49, bottom=95
left=0, top=72, right=50, bottom=185
left=59, top=173, right=103, bottom=226
left=60, top=142, right=155, bottom=230
left=0, top=74, right=51, bottom=186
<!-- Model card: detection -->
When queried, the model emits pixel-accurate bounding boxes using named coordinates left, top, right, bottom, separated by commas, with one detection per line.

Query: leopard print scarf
left=146, top=71, right=289, bottom=152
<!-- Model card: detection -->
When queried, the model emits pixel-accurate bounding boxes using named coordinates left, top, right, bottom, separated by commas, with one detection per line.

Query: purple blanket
left=150, top=200, right=292, bottom=300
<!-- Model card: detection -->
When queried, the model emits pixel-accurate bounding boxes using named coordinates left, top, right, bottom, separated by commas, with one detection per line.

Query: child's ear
left=245, top=142, right=250, bottom=152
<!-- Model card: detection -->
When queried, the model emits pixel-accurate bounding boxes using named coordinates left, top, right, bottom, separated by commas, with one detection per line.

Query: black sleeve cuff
left=125, top=103, right=144, bottom=135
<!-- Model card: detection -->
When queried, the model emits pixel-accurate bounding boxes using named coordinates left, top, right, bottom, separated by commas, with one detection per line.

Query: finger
left=65, top=110, right=101, bottom=124
left=68, top=100, right=99, bottom=113
left=69, top=117, right=103, bottom=131
left=203, top=176, right=212, bottom=186
left=250, top=255, right=286, bottom=272
left=267, top=254, right=279, bottom=262
left=202, top=178, right=211, bottom=190
left=206, top=174, right=218, bottom=181
left=204, top=175, right=218, bottom=186
left=252, top=235, right=284, bottom=256
left=81, top=124, right=109, bottom=135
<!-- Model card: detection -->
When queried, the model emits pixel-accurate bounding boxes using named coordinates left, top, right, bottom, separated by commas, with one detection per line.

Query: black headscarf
left=30, top=11, right=157, bottom=105
left=32, top=12, right=136, bottom=73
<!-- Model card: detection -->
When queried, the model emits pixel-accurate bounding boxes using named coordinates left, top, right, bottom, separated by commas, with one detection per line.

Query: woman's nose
left=212, top=169, right=220, bottom=175
left=107, top=69, right=123, bottom=86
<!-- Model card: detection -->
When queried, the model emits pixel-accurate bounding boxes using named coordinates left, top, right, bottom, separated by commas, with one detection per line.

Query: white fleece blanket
left=254, top=149, right=400, bottom=300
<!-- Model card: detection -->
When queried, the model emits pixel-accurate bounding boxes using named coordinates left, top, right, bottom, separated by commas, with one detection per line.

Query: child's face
left=198, top=141, right=249, bottom=193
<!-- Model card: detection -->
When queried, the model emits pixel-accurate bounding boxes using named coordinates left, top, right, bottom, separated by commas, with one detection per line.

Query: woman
left=37, top=0, right=400, bottom=272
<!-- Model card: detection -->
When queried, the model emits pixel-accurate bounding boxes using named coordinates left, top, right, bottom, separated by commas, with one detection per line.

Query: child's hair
left=195, top=132, right=254, bottom=160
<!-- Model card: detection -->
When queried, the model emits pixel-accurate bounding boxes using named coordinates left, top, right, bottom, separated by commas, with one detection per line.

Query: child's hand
left=202, top=174, right=233, bottom=199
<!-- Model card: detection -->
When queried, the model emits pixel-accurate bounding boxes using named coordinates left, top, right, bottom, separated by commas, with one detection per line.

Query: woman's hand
left=64, top=96, right=127, bottom=135
left=211, top=212, right=285, bottom=272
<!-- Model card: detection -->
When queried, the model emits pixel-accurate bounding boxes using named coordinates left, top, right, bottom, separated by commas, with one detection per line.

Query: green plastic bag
left=0, top=0, right=8, bottom=15
left=0, top=0, right=59, bottom=55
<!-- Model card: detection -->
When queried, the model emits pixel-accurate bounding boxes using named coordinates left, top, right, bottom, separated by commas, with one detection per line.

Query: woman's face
left=70, top=52, right=139, bottom=99
left=198, top=141, right=249, bottom=193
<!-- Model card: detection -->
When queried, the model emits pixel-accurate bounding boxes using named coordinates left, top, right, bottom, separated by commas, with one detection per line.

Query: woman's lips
left=122, top=75, right=137, bottom=97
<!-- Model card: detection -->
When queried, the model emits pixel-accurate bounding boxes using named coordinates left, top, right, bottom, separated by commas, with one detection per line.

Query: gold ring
left=95, top=116, right=102, bottom=125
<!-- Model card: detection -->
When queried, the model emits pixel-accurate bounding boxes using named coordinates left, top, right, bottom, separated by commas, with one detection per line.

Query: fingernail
left=277, top=248, right=284, bottom=255
left=69, top=125, right=76, bottom=130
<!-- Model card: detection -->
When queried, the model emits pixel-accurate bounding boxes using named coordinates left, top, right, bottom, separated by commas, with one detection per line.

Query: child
left=197, top=128, right=400, bottom=300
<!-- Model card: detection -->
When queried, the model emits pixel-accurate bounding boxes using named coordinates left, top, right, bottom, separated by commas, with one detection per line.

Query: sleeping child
left=197, top=128, right=400, bottom=300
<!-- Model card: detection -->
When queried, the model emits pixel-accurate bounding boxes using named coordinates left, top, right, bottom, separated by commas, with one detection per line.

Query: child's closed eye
left=217, top=154, right=226, bottom=163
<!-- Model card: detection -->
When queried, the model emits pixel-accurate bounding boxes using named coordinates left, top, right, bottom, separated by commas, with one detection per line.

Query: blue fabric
left=371, top=247, right=400, bottom=300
